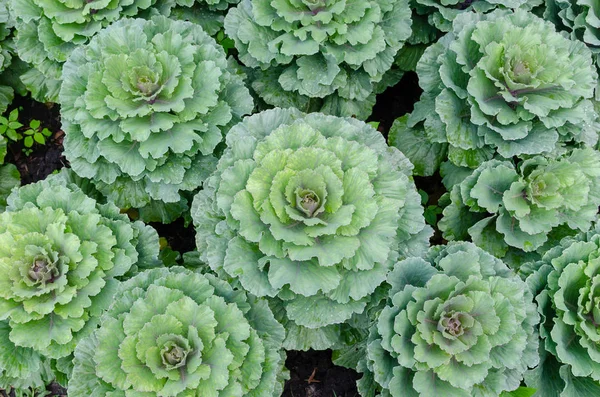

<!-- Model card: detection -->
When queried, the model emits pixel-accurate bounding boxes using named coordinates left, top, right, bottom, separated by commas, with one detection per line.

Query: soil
left=283, top=350, right=360, bottom=397
left=4, top=97, right=66, bottom=185
left=1, top=72, right=425, bottom=397
left=368, top=71, right=422, bottom=137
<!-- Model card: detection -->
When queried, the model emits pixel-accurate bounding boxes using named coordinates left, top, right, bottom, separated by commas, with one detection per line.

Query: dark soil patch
left=415, top=172, right=448, bottom=246
left=283, top=350, right=360, bottom=397
left=4, top=96, right=65, bottom=185
left=150, top=216, right=197, bottom=254
left=368, top=71, right=422, bottom=136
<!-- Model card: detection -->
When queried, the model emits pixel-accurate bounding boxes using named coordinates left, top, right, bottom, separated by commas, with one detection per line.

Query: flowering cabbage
left=390, top=10, right=598, bottom=176
left=525, top=225, right=600, bottom=396
left=358, top=242, right=539, bottom=396
left=439, top=147, right=600, bottom=266
left=60, top=16, right=253, bottom=223
left=8, top=0, right=185, bottom=102
left=0, top=171, right=159, bottom=366
left=224, top=0, right=412, bottom=119
left=192, top=108, right=431, bottom=350
left=68, top=266, right=287, bottom=396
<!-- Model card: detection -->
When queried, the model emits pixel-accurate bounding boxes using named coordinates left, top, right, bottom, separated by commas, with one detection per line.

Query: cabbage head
left=224, top=0, right=412, bottom=119
left=68, top=266, right=287, bottom=396
left=524, top=224, right=600, bottom=396
left=8, top=0, right=182, bottom=102
left=60, top=15, right=253, bottom=223
left=359, top=242, right=539, bottom=396
left=0, top=171, right=159, bottom=365
left=389, top=10, right=598, bottom=176
left=439, top=147, right=600, bottom=267
left=192, top=108, right=431, bottom=350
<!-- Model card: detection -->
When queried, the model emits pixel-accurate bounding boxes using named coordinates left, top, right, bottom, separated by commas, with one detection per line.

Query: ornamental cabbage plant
left=68, top=266, right=287, bottom=396
left=525, top=224, right=600, bottom=396
left=439, top=147, right=600, bottom=266
left=390, top=10, right=598, bottom=176
left=0, top=171, right=159, bottom=369
left=9, top=0, right=182, bottom=102
left=60, top=16, right=253, bottom=223
left=358, top=242, right=539, bottom=396
left=192, top=108, right=431, bottom=350
left=224, top=0, right=412, bottom=119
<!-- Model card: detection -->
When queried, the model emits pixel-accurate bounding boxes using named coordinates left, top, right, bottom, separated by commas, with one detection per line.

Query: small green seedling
left=418, top=189, right=443, bottom=227
left=22, top=119, right=52, bottom=148
left=0, top=108, right=23, bottom=141
left=216, top=30, right=235, bottom=55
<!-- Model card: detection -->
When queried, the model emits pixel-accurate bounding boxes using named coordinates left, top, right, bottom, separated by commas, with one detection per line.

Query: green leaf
left=5, top=130, right=19, bottom=141
left=24, top=136, right=33, bottom=147
left=29, top=120, right=40, bottom=129
left=500, top=387, right=537, bottom=397
left=33, top=133, right=45, bottom=145
left=8, top=109, right=18, bottom=122
left=388, top=115, right=447, bottom=177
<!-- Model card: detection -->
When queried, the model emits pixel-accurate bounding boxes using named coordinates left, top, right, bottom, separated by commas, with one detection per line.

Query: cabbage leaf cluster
left=413, top=0, right=542, bottom=32
left=224, top=0, right=412, bottom=119
left=390, top=10, right=598, bottom=176
left=544, top=0, right=600, bottom=90
left=192, top=108, right=431, bottom=350
left=439, top=148, right=600, bottom=265
left=170, top=0, right=240, bottom=36
left=359, top=242, right=539, bottom=396
left=60, top=16, right=253, bottom=223
left=0, top=171, right=159, bottom=383
left=69, top=266, right=287, bottom=396
left=0, top=2, right=15, bottom=114
left=525, top=225, right=600, bottom=396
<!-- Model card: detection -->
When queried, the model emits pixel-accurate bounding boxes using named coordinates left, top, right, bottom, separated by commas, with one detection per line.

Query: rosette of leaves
left=0, top=171, right=160, bottom=372
left=224, top=0, right=412, bottom=119
left=9, top=0, right=184, bottom=102
left=192, top=108, right=431, bottom=350
left=68, top=266, right=287, bottom=396
left=524, top=224, right=600, bottom=396
left=438, top=147, right=600, bottom=266
left=170, top=0, right=240, bottom=36
left=357, top=242, right=539, bottom=396
left=389, top=10, right=598, bottom=176
left=413, top=0, right=542, bottom=33
left=60, top=15, right=253, bottom=223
